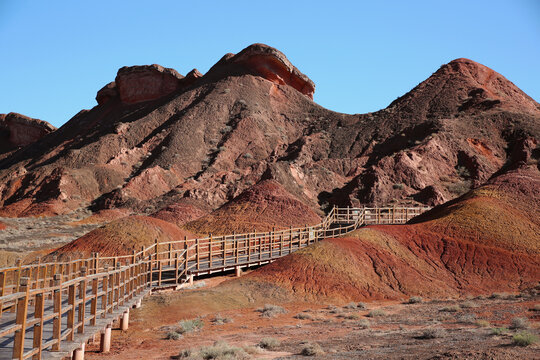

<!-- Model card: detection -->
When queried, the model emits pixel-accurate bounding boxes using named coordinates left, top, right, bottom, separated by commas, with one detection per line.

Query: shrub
left=242, top=152, right=253, bottom=159
left=393, top=183, right=405, bottom=190
left=258, top=337, right=280, bottom=350
left=355, top=319, right=371, bottom=329
left=367, top=309, right=386, bottom=317
left=510, top=317, right=529, bottom=329
left=356, top=302, right=367, bottom=309
left=256, top=304, right=287, bottom=318
left=446, top=180, right=471, bottom=196
left=439, top=305, right=461, bottom=313
left=212, top=314, right=233, bottom=325
left=417, top=327, right=446, bottom=339
left=329, top=307, right=343, bottom=314
left=294, top=313, right=313, bottom=320
left=177, top=318, right=204, bottom=334
left=300, top=342, right=324, bottom=356
left=198, top=341, right=250, bottom=360
left=532, top=304, right=540, bottom=312
left=475, top=320, right=490, bottom=328
left=490, top=327, right=509, bottom=336
left=460, top=301, right=478, bottom=309
left=512, top=332, right=539, bottom=347
left=166, top=331, right=182, bottom=340
left=489, top=292, right=505, bottom=299
left=408, top=296, right=423, bottom=304
left=457, top=313, right=477, bottom=324
left=344, top=302, right=358, bottom=310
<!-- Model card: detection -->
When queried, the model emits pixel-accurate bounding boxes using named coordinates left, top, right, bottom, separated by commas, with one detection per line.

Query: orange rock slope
left=184, top=180, right=321, bottom=235
left=244, top=165, right=540, bottom=301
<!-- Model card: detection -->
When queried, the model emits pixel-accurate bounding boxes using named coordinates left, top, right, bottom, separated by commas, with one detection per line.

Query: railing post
left=102, top=266, right=109, bottom=316
left=78, top=267, right=87, bottom=334
left=289, top=226, right=293, bottom=253
left=0, top=271, right=5, bottom=318
left=183, top=237, right=188, bottom=277
left=32, top=291, right=44, bottom=359
left=52, top=274, right=62, bottom=350
left=209, top=233, right=213, bottom=269
left=67, top=282, right=76, bottom=340
left=95, top=252, right=100, bottom=274
left=270, top=227, right=275, bottom=258
left=247, top=232, right=251, bottom=263
left=196, top=238, right=200, bottom=271
left=12, top=277, right=29, bottom=360
left=168, top=243, right=173, bottom=267
left=174, top=253, right=179, bottom=286
left=257, top=229, right=262, bottom=261
left=91, top=275, right=98, bottom=326
left=233, top=232, right=239, bottom=265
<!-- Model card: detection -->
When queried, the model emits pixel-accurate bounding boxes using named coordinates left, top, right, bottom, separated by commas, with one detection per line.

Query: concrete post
left=100, top=325, right=111, bottom=353
left=72, top=343, right=85, bottom=360
left=120, top=309, right=129, bottom=331
left=235, top=266, right=242, bottom=277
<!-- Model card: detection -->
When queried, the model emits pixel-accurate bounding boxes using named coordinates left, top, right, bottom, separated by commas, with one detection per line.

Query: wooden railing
left=0, top=205, right=430, bottom=359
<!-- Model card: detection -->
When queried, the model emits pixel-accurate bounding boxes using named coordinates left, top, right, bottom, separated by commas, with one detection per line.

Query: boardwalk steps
left=0, top=206, right=430, bottom=359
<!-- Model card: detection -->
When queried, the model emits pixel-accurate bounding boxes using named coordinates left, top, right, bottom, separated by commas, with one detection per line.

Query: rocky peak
left=207, top=43, right=315, bottom=99
left=389, top=58, right=540, bottom=117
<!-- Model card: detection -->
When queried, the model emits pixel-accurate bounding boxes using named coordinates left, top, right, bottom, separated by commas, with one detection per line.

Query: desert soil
left=85, top=276, right=540, bottom=360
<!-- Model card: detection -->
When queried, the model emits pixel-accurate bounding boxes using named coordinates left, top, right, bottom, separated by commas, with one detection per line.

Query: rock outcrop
left=115, top=64, right=185, bottom=104
left=0, top=112, right=56, bottom=153
left=206, top=43, right=315, bottom=98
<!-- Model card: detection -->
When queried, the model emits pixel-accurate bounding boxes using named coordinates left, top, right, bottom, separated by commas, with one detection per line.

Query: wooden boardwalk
left=0, top=206, right=430, bottom=359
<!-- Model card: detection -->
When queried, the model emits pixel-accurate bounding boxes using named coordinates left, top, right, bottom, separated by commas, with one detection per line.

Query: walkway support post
left=100, top=324, right=112, bottom=353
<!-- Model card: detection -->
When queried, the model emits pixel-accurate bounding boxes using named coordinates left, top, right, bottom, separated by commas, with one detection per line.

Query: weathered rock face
left=0, top=112, right=56, bottom=153
left=207, top=43, right=315, bottom=99
left=115, top=64, right=184, bottom=104
left=0, top=44, right=538, bottom=217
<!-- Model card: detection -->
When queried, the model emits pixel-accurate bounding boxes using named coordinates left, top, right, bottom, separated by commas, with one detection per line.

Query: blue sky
left=1, top=1, right=539, bottom=128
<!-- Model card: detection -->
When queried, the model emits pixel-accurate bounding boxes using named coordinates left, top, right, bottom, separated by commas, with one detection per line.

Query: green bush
left=512, top=332, right=539, bottom=347
left=490, top=327, right=508, bottom=336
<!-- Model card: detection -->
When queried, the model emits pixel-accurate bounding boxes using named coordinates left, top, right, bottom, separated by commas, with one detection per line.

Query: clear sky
left=1, top=0, right=539, bottom=128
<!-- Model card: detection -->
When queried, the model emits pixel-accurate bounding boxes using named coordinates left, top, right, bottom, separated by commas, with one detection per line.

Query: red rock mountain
left=0, top=44, right=538, bottom=217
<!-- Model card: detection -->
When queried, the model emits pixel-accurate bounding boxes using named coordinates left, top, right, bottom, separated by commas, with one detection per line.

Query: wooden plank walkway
left=0, top=206, right=430, bottom=359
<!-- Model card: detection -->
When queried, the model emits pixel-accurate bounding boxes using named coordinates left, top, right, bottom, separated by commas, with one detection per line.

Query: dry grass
left=510, top=317, right=529, bottom=329
left=258, top=337, right=281, bottom=350
left=301, top=342, right=325, bottom=356
left=256, top=304, right=287, bottom=318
